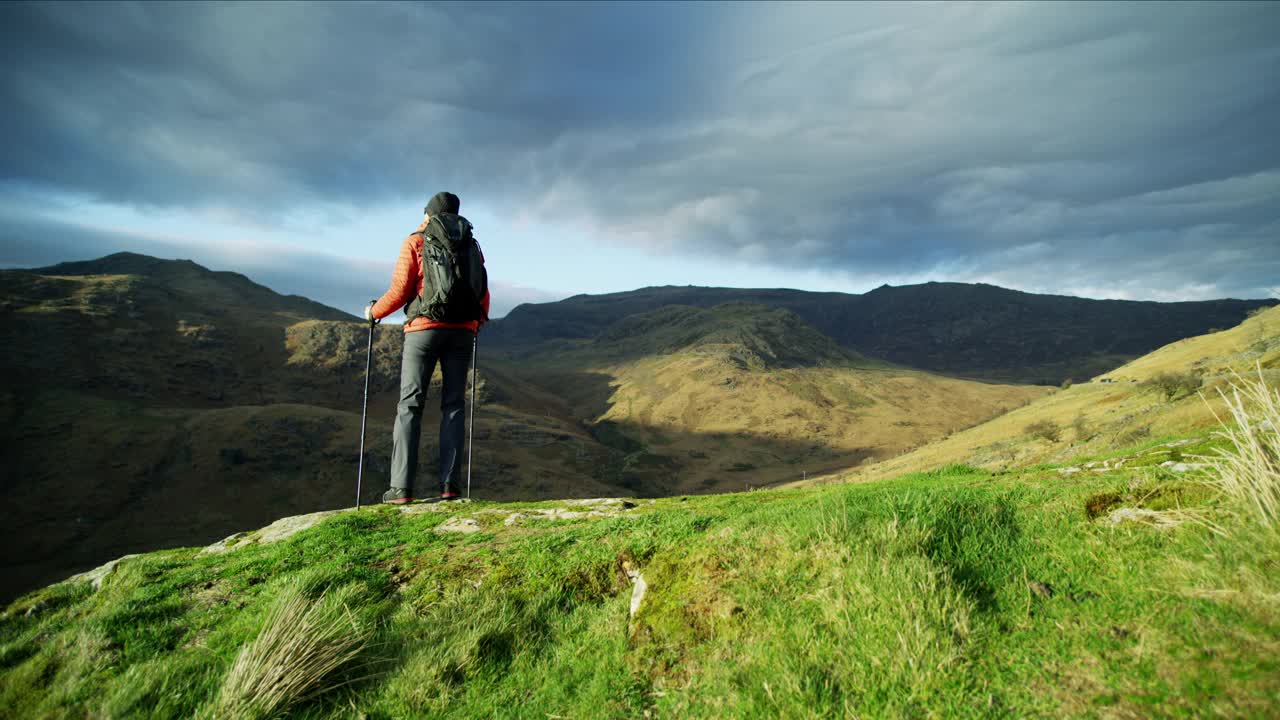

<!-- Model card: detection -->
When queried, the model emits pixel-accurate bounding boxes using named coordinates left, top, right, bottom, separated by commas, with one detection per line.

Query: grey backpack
left=406, top=213, right=488, bottom=324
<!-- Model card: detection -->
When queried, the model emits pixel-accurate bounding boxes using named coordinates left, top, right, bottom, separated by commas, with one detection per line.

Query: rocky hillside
left=549, top=302, right=876, bottom=369
left=0, top=257, right=624, bottom=604
left=1, top=255, right=351, bottom=407
left=485, top=283, right=1276, bottom=384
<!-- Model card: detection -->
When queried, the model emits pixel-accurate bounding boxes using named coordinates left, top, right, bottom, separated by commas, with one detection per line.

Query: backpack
left=405, top=213, right=488, bottom=324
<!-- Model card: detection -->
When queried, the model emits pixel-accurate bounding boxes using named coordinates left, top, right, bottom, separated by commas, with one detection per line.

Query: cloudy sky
left=2, top=1, right=1277, bottom=318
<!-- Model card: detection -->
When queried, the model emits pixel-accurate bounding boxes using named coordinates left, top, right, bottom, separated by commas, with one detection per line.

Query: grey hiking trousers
left=390, top=327, right=474, bottom=495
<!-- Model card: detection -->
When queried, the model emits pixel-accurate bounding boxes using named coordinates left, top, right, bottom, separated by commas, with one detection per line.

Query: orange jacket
left=371, top=228, right=491, bottom=333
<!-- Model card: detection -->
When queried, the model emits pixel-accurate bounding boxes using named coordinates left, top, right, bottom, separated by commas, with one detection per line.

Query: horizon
left=12, top=249, right=1277, bottom=325
left=2, top=2, right=1278, bottom=316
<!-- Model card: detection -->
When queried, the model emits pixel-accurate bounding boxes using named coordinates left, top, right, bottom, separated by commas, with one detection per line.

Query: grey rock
left=66, top=554, right=142, bottom=590
left=199, top=510, right=342, bottom=555
left=400, top=502, right=456, bottom=514
left=501, top=506, right=638, bottom=526
left=563, top=498, right=638, bottom=509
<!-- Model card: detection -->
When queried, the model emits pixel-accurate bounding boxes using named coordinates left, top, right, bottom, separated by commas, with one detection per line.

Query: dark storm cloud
left=0, top=1, right=723, bottom=209
left=2, top=1, right=1278, bottom=299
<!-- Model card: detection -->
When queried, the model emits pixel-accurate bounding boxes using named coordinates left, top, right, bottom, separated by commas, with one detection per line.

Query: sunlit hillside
left=829, top=305, right=1280, bottom=485
left=511, top=303, right=1050, bottom=493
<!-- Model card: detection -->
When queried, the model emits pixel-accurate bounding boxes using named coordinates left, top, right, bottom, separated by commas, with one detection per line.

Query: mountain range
left=486, top=283, right=1274, bottom=384
left=0, top=252, right=1273, bottom=603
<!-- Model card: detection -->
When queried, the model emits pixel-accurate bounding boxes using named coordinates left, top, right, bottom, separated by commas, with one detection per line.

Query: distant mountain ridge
left=486, top=283, right=1277, bottom=383
left=0, top=254, right=640, bottom=602
left=33, top=251, right=354, bottom=322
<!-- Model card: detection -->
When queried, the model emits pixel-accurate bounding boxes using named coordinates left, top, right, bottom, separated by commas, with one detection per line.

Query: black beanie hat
left=425, top=191, right=460, bottom=215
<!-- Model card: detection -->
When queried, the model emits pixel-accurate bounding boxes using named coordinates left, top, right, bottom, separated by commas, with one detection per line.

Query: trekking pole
left=466, top=332, right=478, bottom=499
left=356, top=303, right=377, bottom=509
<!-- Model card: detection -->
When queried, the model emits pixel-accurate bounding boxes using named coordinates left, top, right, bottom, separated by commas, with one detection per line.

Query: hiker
left=365, top=191, right=490, bottom=504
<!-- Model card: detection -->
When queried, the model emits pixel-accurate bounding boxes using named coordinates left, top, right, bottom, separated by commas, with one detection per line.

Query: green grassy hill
left=835, top=305, right=1280, bottom=486
left=2, top=427, right=1276, bottom=717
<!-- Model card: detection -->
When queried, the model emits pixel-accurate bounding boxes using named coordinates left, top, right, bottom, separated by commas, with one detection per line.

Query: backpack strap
left=405, top=230, right=439, bottom=322
left=404, top=232, right=423, bottom=321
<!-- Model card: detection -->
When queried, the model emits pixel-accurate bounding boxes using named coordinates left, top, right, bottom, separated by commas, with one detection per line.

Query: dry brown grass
left=828, top=307, right=1280, bottom=486
left=589, top=353, right=1048, bottom=493
left=1199, top=366, right=1280, bottom=535
left=1118, top=305, right=1280, bottom=380
left=213, top=582, right=373, bottom=720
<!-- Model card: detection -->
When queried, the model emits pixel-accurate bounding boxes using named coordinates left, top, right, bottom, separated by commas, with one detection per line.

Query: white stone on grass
left=621, top=559, right=648, bottom=618
left=435, top=517, right=482, bottom=534
left=1106, top=507, right=1185, bottom=528
left=1158, top=461, right=1208, bottom=473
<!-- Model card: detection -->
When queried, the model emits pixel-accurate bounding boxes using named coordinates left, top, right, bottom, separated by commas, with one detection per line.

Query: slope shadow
left=0, top=357, right=1016, bottom=604
left=456, top=366, right=886, bottom=497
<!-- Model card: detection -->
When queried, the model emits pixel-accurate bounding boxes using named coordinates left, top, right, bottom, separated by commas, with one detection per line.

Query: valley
left=0, top=253, right=1271, bottom=603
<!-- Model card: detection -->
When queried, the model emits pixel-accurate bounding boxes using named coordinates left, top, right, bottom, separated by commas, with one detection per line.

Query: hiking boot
left=440, top=483, right=462, bottom=501
left=382, top=487, right=414, bottom=505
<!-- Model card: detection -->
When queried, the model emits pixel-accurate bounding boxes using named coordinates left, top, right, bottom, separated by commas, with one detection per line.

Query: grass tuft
left=1199, top=366, right=1280, bottom=534
left=1145, top=370, right=1203, bottom=401
left=213, top=581, right=374, bottom=720
left=1024, top=419, right=1062, bottom=443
